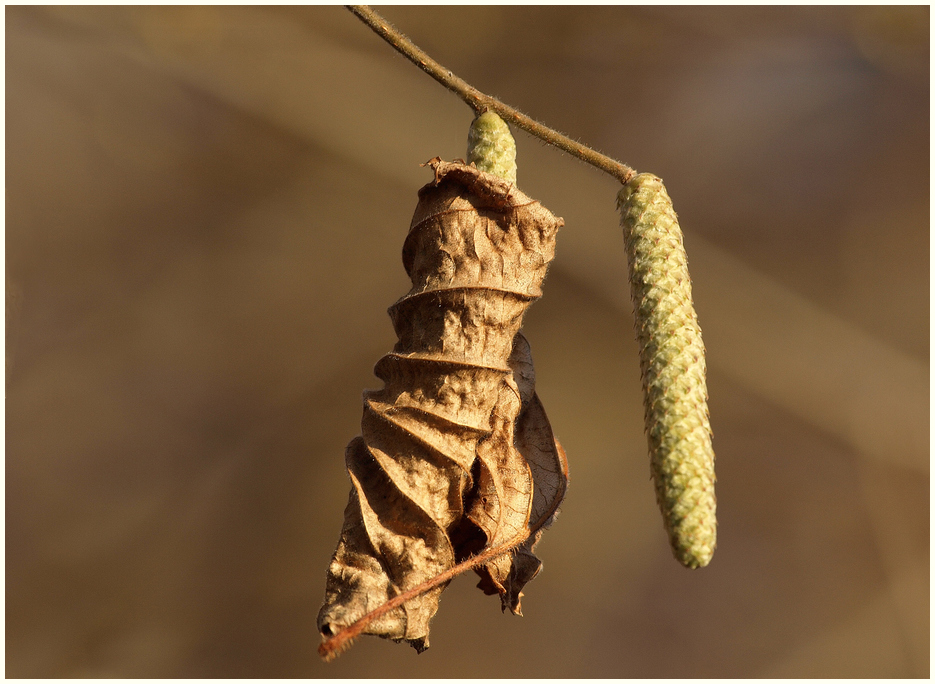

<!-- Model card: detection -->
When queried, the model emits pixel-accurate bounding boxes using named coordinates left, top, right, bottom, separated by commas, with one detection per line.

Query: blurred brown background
left=6, top=5, right=929, bottom=678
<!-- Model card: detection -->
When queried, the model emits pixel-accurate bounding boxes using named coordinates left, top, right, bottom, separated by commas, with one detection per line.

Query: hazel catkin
left=617, top=173, right=716, bottom=569
left=467, top=110, right=517, bottom=184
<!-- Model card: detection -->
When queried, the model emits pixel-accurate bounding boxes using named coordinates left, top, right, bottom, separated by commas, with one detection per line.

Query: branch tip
left=347, top=5, right=635, bottom=184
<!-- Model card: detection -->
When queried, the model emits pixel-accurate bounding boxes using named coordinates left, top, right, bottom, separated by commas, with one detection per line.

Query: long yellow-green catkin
left=467, top=111, right=517, bottom=184
left=617, top=174, right=716, bottom=569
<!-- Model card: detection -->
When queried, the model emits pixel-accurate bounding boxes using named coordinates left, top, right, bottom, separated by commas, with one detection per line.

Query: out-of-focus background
left=6, top=5, right=929, bottom=677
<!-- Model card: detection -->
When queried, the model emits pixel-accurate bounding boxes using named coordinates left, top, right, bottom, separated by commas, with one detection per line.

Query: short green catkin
left=617, top=174, right=716, bottom=569
left=467, top=111, right=517, bottom=183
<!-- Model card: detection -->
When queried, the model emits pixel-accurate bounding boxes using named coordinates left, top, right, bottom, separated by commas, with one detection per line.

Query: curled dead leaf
left=318, top=160, right=568, bottom=658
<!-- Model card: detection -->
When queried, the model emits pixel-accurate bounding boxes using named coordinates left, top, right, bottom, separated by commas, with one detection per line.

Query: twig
left=318, top=529, right=530, bottom=661
left=347, top=5, right=636, bottom=184
left=319, top=442, right=570, bottom=661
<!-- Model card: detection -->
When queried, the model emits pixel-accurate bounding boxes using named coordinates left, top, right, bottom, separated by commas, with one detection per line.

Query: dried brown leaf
left=318, top=160, right=567, bottom=657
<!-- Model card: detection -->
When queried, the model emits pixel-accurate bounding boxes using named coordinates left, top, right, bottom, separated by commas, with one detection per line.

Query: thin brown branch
left=346, top=5, right=636, bottom=184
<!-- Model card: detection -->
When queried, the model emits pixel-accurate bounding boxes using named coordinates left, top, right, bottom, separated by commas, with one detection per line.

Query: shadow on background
left=6, top=5, right=929, bottom=677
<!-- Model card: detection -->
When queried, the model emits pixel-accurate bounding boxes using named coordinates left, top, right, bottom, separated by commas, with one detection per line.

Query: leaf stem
left=347, top=5, right=636, bottom=184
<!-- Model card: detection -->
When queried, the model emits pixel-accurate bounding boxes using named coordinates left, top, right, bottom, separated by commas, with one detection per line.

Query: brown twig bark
left=347, top=5, right=636, bottom=184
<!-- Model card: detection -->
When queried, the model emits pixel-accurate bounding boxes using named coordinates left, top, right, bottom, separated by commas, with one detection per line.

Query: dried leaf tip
left=616, top=173, right=717, bottom=569
left=467, top=111, right=517, bottom=184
